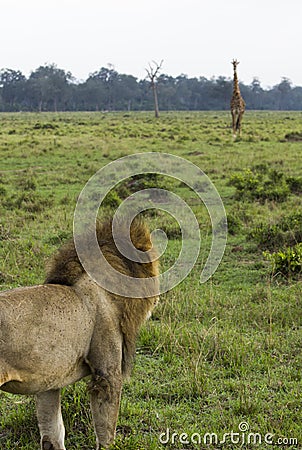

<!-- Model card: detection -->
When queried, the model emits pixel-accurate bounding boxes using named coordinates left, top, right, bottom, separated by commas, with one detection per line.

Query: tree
left=175, top=75, right=192, bottom=109
left=248, top=77, right=264, bottom=109
left=212, top=76, right=233, bottom=109
left=86, top=67, right=121, bottom=110
left=1, top=63, right=302, bottom=111
left=28, top=64, right=73, bottom=111
left=0, top=69, right=26, bottom=110
left=117, top=74, right=140, bottom=110
left=276, top=77, right=292, bottom=110
left=146, top=60, right=163, bottom=118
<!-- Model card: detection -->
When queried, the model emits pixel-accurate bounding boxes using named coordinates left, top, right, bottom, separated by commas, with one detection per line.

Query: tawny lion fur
left=0, top=218, right=159, bottom=450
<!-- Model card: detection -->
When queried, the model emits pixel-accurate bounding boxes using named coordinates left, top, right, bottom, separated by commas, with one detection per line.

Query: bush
left=17, top=176, right=36, bottom=191
left=225, top=212, right=242, bottom=235
left=284, top=131, right=302, bottom=142
left=123, top=173, right=173, bottom=193
left=45, top=231, right=72, bottom=245
left=228, top=166, right=290, bottom=203
left=4, top=191, right=53, bottom=213
left=248, top=212, right=302, bottom=250
left=114, top=173, right=174, bottom=203
left=264, top=243, right=302, bottom=278
left=33, top=122, right=58, bottom=130
left=286, top=175, right=302, bottom=194
left=102, top=190, right=122, bottom=208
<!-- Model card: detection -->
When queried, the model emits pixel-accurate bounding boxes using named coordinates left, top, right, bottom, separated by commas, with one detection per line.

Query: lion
left=0, top=218, right=159, bottom=450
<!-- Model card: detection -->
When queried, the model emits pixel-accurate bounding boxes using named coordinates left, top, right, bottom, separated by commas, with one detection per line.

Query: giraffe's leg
left=236, top=112, right=243, bottom=136
left=231, top=111, right=237, bottom=137
left=36, top=390, right=66, bottom=450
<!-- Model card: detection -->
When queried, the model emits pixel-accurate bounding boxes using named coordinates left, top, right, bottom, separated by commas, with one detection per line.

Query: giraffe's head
left=231, top=59, right=240, bottom=70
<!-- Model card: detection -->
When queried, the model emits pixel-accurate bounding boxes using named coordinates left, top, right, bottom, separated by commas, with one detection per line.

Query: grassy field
left=0, top=111, right=302, bottom=449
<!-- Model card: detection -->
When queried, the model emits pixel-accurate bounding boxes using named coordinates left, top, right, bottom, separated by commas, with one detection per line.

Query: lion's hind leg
left=36, top=390, right=66, bottom=450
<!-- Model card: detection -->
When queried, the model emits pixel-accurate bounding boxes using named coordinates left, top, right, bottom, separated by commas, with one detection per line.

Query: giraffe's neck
left=233, top=70, right=241, bottom=95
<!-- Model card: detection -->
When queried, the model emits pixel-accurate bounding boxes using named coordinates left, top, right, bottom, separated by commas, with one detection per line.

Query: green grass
left=0, top=111, right=302, bottom=449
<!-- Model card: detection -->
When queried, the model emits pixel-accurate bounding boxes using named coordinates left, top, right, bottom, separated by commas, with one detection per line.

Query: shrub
left=123, top=173, right=172, bottom=193
left=286, top=175, right=302, bottom=194
left=45, top=231, right=72, bottom=245
left=228, top=167, right=290, bottom=203
left=115, top=173, right=174, bottom=203
left=225, top=212, right=242, bottom=235
left=248, top=212, right=302, bottom=250
left=264, top=243, right=302, bottom=278
left=17, top=177, right=36, bottom=191
left=102, top=190, right=122, bottom=208
left=4, top=191, right=53, bottom=213
left=33, top=122, right=58, bottom=130
left=16, top=171, right=37, bottom=191
left=284, top=131, right=302, bottom=142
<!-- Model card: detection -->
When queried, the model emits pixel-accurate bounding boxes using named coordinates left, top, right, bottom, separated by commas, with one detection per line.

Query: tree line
left=0, top=64, right=302, bottom=112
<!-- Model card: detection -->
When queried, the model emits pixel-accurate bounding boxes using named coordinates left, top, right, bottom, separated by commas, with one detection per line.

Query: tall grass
left=0, top=111, right=302, bottom=449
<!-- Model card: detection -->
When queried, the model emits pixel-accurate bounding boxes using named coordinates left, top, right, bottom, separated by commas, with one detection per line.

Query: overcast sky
left=1, top=0, right=302, bottom=88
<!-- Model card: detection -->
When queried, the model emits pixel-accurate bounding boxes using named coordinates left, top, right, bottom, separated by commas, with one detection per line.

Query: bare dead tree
left=146, top=60, right=163, bottom=118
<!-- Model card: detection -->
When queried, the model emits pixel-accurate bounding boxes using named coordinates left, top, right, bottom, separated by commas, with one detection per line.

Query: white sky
left=1, top=0, right=302, bottom=88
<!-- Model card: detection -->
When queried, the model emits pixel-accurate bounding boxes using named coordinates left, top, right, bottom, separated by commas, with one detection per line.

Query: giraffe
left=230, top=59, right=246, bottom=137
